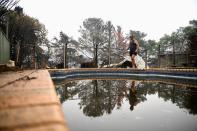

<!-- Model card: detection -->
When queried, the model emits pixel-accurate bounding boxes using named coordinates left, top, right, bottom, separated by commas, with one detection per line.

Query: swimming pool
left=54, top=78, right=197, bottom=131
left=51, top=69, right=197, bottom=131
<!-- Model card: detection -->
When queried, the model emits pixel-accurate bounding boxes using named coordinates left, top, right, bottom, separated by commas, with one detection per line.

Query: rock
left=6, top=60, right=15, bottom=67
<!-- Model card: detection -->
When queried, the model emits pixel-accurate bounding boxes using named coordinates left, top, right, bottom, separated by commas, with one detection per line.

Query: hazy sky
left=18, top=0, right=197, bottom=41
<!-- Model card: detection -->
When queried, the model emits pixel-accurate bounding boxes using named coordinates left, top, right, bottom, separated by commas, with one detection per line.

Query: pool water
left=55, top=80, right=197, bottom=131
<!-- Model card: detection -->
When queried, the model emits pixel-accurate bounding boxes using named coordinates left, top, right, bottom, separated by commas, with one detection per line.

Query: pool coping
left=49, top=68, right=197, bottom=88
left=0, top=70, right=69, bottom=131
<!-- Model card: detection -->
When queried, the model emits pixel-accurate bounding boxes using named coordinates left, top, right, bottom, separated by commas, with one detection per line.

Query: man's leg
left=131, top=55, right=137, bottom=68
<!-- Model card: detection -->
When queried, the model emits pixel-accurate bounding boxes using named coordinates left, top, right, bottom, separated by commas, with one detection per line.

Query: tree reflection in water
left=55, top=79, right=197, bottom=117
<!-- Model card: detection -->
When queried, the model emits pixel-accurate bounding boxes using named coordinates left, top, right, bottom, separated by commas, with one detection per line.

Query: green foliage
left=158, top=34, right=171, bottom=52
left=183, top=20, right=197, bottom=54
left=79, top=18, right=108, bottom=66
left=59, top=31, right=69, bottom=45
left=79, top=18, right=106, bottom=47
left=51, top=31, right=82, bottom=67
left=146, top=39, right=158, bottom=56
left=158, top=20, right=197, bottom=55
left=189, top=20, right=197, bottom=27
left=156, top=20, right=197, bottom=67
left=79, top=18, right=124, bottom=66
left=51, top=32, right=69, bottom=66
left=158, top=28, right=188, bottom=54
left=6, top=7, right=48, bottom=67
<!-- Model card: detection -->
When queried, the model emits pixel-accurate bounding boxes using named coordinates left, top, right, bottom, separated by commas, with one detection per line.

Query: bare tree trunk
left=145, top=49, right=148, bottom=69
left=6, top=16, right=8, bottom=38
left=108, top=21, right=111, bottom=66
left=16, top=41, right=20, bottom=63
left=65, top=43, right=68, bottom=68
left=173, top=42, right=175, bottom=66
left=95, top=44, right=98, bottom=67
left=93, top=37, right=98, bottom=68
left=34, top=45, right=37, bottom=69
left=158, top=44, right=161, bottom=68
left=63, top=43, right=66, bottom=68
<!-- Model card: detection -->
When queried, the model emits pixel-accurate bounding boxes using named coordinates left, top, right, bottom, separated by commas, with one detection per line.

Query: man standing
left=128, top=34, right=140, bottom=68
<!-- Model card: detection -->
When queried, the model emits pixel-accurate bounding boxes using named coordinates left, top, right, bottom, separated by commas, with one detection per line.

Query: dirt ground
left=0, top=65, right=22, bottom=73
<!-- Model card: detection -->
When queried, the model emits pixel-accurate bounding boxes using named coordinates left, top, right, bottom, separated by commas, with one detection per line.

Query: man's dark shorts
left=130, top=51, right=137, bottom=56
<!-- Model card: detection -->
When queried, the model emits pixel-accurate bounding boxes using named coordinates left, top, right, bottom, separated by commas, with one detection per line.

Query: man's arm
left=135, top=39, right=140, bottom=53
left=126, top=39, right=130, bottom=50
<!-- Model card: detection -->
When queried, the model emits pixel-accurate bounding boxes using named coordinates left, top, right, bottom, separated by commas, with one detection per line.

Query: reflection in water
left=128, top=81, right=139, bottom=111
left=56, top=80, right=197, bottom=115
left=55, top=80, right=197, bottom=131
